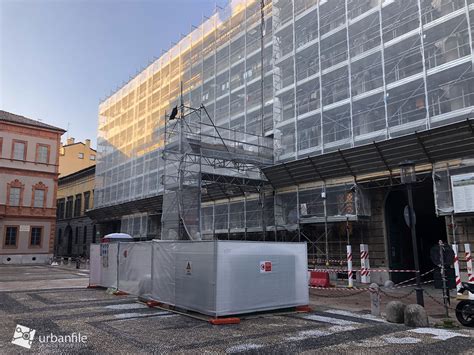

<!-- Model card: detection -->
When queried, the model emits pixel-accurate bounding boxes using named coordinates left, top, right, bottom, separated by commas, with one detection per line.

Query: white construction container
left=151, top=240, right=308, bottom=317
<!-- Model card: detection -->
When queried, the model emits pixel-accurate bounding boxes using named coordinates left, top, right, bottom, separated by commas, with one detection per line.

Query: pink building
left=0, top=111, right=65, bottom=264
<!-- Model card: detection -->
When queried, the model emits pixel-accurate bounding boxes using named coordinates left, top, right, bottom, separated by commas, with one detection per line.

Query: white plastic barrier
left=89, top=244, right=101, bottom=286
left=100, top=243, right=118, bottom=289
left=152, top=240, right=308, bottom=317
left=118, top=242, right=152, bottom=296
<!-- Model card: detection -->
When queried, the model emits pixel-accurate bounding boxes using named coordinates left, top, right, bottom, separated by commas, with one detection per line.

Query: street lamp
left=399, top=160, right=424, bottom=306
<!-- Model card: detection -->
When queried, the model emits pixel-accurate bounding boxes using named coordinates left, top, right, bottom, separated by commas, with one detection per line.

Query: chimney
left=85, top=139, right=91, bottom=148
left=67, top=137, right=75, bottom=145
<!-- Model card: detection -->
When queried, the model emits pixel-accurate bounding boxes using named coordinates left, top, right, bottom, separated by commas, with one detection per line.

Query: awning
left=87, top=195, right=162, bottom=222
left=263, top=119, right=474, bottom=188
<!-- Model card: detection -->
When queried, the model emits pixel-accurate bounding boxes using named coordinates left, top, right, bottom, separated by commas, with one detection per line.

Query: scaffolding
left=161, top=103, right=273, bottom=240
left=94, top=0, right=474, bottom=261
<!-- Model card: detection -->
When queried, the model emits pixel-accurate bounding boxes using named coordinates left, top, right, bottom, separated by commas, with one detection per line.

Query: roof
left=263, top=119, right=474, bottom=188
left=61, top=141, right=97, bottom=152
left=59, top=165, right=96, bottom=183
left=0, top=110, right=66, bottom=133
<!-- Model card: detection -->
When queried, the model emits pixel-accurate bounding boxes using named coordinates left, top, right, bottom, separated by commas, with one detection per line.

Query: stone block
left=404, top=304, right=429, bottom=327
left=385, top=301, right=406, bottom=323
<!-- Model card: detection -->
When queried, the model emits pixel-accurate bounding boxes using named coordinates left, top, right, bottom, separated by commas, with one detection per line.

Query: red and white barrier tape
left=309, top=268, right=418, bottom=273
left=309, top=280, right=434, bottom=292
left=310, top=258, right=348, bottom=264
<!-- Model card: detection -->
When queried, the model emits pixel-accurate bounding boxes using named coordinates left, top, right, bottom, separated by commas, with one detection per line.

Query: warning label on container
left=260, top=261, right=272, bottom=273
left=185, top=261, right=192, bottom=275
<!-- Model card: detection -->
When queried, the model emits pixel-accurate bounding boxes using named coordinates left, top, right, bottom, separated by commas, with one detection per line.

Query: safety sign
left=185, top=261, right=192, bottom=275
left=260, top=261, right=272, bottom=273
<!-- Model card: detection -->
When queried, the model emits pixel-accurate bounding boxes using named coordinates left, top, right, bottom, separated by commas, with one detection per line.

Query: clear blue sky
left=0, top=0, right=227, bottom=147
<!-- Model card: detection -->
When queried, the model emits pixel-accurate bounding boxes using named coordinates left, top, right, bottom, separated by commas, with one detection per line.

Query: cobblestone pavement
left=0, top=265, right=472, bottom=354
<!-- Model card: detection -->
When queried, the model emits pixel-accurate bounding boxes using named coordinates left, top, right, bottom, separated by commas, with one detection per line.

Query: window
left=78, top=152, right=84, bottom=159
left=83, top=226, right=87, bottom=244
left=66, top=196, right=73, bottom=218
left=12, top=140, right=26, bottom=160
left=33, top=189, right=45, bottom=208
left=4, top=226, right=18, bottom=247
left=84, top=191, right=91, bottom=211
left=32, top=182, right=47, bottom=208
left=57, top=199, right=65, bottom=219
left=75, top=227, right=79, bottom=244
left=30, top=227, right=42, bottom=247
left=74, top=194, right=82, bottom=217
left=36, top=144, right=50, bottom=164
left=9, top=187, right=21, bottom=206
left=90, top=155, right=96, bottom=161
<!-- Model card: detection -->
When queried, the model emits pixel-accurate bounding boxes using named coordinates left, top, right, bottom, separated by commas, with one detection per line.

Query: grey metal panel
left=215, top=241, right=308, bottom=316
left=174, top=242, right=217, bottom=316
left=152, top=241, right=177, bottom=306
left=151, top=240, right=308, bottom=317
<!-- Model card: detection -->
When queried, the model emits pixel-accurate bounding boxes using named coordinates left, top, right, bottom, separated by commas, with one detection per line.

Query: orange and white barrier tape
left=360, top=244, right=370, bottom=284
left=347, top=245, right=353, bottom=288
left=452, top=244, right=461, bottom=292
left=465, top=243, right=474, bottom=284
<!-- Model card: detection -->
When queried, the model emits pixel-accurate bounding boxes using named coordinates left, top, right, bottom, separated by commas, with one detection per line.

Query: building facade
left=92, top=0, right=474, bottom=280
left=0, top=110, right=65, bottom=264
left=55, top=165, right=96, bottom=257
left=59, top=137, right=97, bottom=177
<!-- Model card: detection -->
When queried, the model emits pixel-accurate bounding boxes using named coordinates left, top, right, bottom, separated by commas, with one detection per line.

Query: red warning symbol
left=260, top=261, right=272, bottom=273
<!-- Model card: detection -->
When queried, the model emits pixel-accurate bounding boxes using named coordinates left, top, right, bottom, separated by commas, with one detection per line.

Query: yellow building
left=59, top=138, right=96, bottom=177
left=55, top=165, right=97, bottom=257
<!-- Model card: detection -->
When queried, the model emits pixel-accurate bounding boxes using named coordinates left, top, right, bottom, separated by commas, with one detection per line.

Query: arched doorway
left=385, top=179, right=447, bottom=283
left=92, top=225, right=97, bottom=243
left=65, top=225, right=73, bottom=256
left=56, top=229, right=62, bottom=255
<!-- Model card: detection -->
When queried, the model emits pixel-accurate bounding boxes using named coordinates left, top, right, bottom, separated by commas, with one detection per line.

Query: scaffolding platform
left=161, top=104, right=273, bottom=240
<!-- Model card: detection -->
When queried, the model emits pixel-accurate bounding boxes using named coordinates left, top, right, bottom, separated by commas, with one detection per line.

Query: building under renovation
left=90, top=0, right=474, bottom=280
